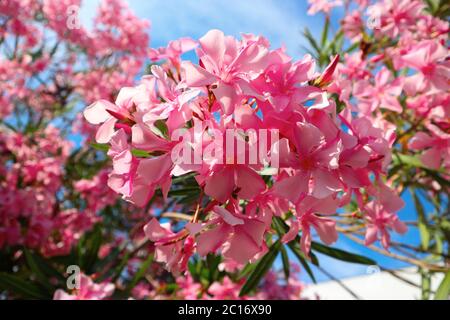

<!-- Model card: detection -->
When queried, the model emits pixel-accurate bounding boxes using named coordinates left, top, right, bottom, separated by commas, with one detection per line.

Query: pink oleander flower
left=364, top=200, right=408, bottom=249
left=193, top=204, right=266, bottom=265
left=282, top=196, right=339, bottom=255
left=307, top=0, right=343, bottom=15
left=372, top=0, right=426, bottom=39
left=84, top=87, right=139, bottom=143
left=144, top=219, right=196, bottom=274
left=149, top=37, right=198, bottom=67
left=353, top=67, right=403, bottom=113
left=176, top=274, right=204, bottom=300
left=273, top=120, right=343, bottom=202
left=402, top=40, right=450, bottom=95
left=409, top=125, right=450, bottom=170
left=207, top=276, right=245, bottom=300
left=341, top=10, right=364, bottom=43
left=181, top=29, right=270, bottom=114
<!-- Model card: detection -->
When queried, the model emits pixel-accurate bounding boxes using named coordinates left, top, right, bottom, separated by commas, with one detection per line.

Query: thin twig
left=344, top=233, right=448, bottom=272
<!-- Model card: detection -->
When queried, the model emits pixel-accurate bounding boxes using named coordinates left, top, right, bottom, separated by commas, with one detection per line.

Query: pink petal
left=312, top=216, right=338, bottom=245
left=204, top=167, right=235, bottom=202
left=421, top=147, right=441, bottom=169
left=214, top=206, right=244, bottom=226
left=95, top=117, right=117, bottom=143
left=293, top=122, right=323, bottom=156
left=235, top=166, right=266, bottom=200
left=272, top=172, right=309, bottom=203
left=181, top=61, right=217, bottom=87
left=311, top=169, right=342, bottom=199
left=199, top=29, right=226, bottom=67
left=223, top=231, right=261, bottom=264
left=282, top=219, right=300, bottom=243
left=364, top=225, right=378, bottom=246
left=84, top=100, right=117, bottom=124
left=212, top=84, right=238, bottom=115
left=196, top=224, right=230, bottom=256
left=137, top=154, right=172, bottom=184
left=144, top=218, right=171, bottom=242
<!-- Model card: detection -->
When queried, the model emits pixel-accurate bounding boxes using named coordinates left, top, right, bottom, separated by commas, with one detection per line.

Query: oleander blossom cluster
left=85, top=29, right=407, bottom=274
left=54, top=263, right=304, bottom=300
left=0, top=0, right=148, bottom=255
left=310, top=0, right=449, bottom=247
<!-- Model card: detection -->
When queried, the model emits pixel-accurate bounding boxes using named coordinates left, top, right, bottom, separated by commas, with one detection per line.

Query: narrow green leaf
left=435, top=271, right=450, bottom=300
left=90, top=142, right=109, bottom=152
left=0, top=273, right=49, bottom=299
left=24, top=249, right=55, bottom=291
left=311, top=242, right=376, bottom=265
left=393, top=153, right=424, bottom=168
left=287, top=242, right=317, bottom=283
left=280, top=246, right=290, bottom=280
left=412, top=191, right=430, bottom=250
left=153, top=119, right=169, bottom=139
left=24, top=250, right=65, bottom=283
left=321, top=17, right=329, bottom=47
left=83, top=226, right=103, bottom=272
left=239, top=240, right=281, bottom=297
left=344, top=41, right=360, bottom=54
left=126, top=254, right=153, bottom=294
left=302, top=28, right=321, bottom=57
left=131, top=149, right=151, bottom=158
left=110, top=251, right=131, bottom=282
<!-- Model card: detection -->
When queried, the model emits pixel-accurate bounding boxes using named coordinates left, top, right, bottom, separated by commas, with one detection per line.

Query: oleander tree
left=0, top=0, right=448, bottom=300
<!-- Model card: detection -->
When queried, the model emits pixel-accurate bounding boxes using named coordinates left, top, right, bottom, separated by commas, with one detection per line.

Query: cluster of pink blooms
left=0, top=0, right=149, bottom=120
left=310, top=0, right=449, bottom=245
left=85, top=25, right=410, bottom=274
left=173, top=264, right=303, bottom=300
left=54, top=264, right=303, bottom=300
left=0, top=126, right=96, bottom=256
left=0, top=0, right=151, bottom=256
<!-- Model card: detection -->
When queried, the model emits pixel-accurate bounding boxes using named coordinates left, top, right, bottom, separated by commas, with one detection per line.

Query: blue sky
left=79, top=0, right=423, bottom=283
left=80, top=0, right=322, bottom=58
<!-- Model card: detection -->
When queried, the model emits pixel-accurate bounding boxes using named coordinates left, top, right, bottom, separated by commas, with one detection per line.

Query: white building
left=303, top=267, right=445, bottom=300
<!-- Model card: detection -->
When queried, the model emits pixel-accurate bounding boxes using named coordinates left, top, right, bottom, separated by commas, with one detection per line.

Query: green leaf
left=24, top=250, right=56, bottom=291
left=412, top=191, right=430, bottom=250
left=311, top=242, right=376, bottom=265
left=321, top=17, right=329, bottom=47
left=110, top=251, right=131, bottom=282
left=302, top=28, right=321, bottom=58
left=126, top=254, right=153, bottom=294
left=0, top=273, right=49, bottom=299
left=80, top=225, right=103, bottom=272
left=90, top=142, right=109, bottom=152
left=435, top=271, right=450, bottom=300
left=280, top=246, right=290, bottom=280
left=239, top=240, right=281, bottom=297
left=131, top=149, right=151, bottom=158
left=344, top=41, right=360, bottom=54
left=24, top=250, right=65, bottom=283
left=393, top=153, right=424, bottom=168
left=287, top=242, right=317, bottom=283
